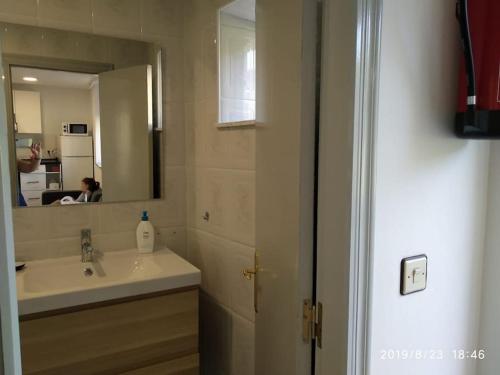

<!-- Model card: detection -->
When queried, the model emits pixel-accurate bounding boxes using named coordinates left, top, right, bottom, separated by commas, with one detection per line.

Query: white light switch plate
left=400, top=255, right=427, bottom=295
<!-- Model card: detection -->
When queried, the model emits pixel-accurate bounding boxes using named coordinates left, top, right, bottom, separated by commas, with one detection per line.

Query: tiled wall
left=1, top=1, right=256, bottom=374
left=0, top=0, right=187, bottom=261
left=183, top=1, right=256, bottom=374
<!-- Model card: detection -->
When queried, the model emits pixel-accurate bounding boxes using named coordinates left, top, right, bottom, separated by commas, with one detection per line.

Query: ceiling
left=11, top=67, right=97, bottom=90
left=222, top=0, right=255, bottom=22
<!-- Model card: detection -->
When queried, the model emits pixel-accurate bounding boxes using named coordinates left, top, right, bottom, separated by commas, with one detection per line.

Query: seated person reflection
left=76, top=177, right=102, bottom=203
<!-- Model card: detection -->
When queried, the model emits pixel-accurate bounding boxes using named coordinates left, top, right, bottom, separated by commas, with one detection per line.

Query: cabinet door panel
left=20, top=289, right=199, bottom=375
left=13, top=90, right=42, bottom=134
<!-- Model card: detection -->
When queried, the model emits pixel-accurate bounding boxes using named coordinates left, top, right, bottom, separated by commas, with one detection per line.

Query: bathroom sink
left=16, top=248, right=200, bottom=316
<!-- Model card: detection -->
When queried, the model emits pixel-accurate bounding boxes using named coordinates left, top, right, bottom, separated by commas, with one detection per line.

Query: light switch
left=400, top=255, right=427, bottom=295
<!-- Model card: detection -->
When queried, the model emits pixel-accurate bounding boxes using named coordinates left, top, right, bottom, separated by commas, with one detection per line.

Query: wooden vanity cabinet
left=19, top=288, right=199, bottom=375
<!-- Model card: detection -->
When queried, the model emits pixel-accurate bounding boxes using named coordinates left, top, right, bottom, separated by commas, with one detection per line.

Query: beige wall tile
left=141, top=0, right=183, bottom=39
left=231, top=314, right=255, bottom=375
left=187, top=228, right=231, bottom=307
left=72, top=33, right=111, bottom=63
left=165, top=101, right=185, bottom=166
left=40, top=28, right=82, bottom=60
left=157, top=37, right=184, bottom=103
left=198, top=290, right=255, bottom=375
left=38, top=0, right=92, bottom=33
left=190, top=168, right=255, bottom=247
left=13, top=207, right=53, bottom=243
left=187, top=228, right=255, bottom=321
left=157, top=226, right=187, bottom=259
left=148, top=166, right=186, bottom=227
left=15, top=240, right=51, bottom=261
left=94, top=231, right=136, bottom=252
left=0, top=0, right=37, bottom=25
left=91, top=0, right=141, bottom=39
left=108, top=38, right=149, bottom=68
left=49, top=205, right=100, bottom=239
left=199, top=291, right=232, bottom=375
left=0, top=23, right=43, bottom=56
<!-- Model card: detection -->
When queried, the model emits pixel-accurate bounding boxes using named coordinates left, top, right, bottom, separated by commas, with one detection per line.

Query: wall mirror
left=1, top=22, right=163, bottom=207
left=218, top=0, right=256, bottom=126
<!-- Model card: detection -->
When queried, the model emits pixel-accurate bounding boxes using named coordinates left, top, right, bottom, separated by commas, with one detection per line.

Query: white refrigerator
left=59, top=136, right=94, bottom=191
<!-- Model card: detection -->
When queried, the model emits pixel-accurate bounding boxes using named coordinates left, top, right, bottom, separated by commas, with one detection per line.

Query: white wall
left=369, top=1, right=490, bottom=374
left=478, top=143, right=500, bottom=375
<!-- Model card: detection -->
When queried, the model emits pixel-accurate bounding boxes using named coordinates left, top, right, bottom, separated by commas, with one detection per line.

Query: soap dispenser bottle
left=137, top=211, right=155, bottom=253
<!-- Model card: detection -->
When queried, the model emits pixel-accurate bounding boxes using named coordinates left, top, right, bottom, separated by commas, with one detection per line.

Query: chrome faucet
left=81, top=229, right=94, bottom=263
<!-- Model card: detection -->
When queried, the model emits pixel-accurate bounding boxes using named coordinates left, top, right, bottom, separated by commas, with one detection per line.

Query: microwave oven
left=62, top=122, right=89, bottom=136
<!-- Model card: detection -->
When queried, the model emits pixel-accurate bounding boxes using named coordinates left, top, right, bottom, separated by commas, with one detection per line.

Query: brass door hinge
left=302, top=299, right=323, bottom=348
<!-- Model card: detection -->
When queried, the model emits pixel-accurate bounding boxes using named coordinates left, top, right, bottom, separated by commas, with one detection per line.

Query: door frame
left=346, top=0, right=382, bottom=373
left=315, top=0, right=382, bottom=374
left=0, top=52, right=23, bottom=375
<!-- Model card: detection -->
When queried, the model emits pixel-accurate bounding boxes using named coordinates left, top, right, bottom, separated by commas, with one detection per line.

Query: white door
left=98, top=65, right=153, bottom=202
left=254, top=0, right=316, bottom=374
left=0, top=58, right=22, bottom=374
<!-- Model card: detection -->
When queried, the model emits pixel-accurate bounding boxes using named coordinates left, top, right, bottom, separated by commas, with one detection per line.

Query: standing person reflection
left=17, top=143, right=41, bottom=207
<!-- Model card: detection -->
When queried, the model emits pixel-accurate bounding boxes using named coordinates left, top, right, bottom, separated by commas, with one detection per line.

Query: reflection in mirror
left=2, top=23, right=163, bottom=207
left=218, top=0, right=256, bottom=125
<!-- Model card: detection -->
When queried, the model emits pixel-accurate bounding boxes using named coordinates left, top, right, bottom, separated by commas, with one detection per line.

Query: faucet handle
left=81, top=228, right=91, bottom=239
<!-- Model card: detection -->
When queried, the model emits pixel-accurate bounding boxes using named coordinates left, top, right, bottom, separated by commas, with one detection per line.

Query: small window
left=218, top=0, right=256, bottom=126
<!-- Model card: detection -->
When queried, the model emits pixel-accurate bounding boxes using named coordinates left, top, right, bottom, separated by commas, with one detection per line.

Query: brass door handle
left=243, top=268, right=256, bottom=280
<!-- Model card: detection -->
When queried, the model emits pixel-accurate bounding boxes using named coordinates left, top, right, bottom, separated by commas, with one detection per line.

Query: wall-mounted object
left=400, top=255, right=428, bottom=295
left=455, top=0, right=500, bottom=138
left=217, top=0, right=256, bottom=126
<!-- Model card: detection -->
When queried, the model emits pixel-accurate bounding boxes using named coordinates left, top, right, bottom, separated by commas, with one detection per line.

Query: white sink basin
left=16, top=248, right=200, bottom=316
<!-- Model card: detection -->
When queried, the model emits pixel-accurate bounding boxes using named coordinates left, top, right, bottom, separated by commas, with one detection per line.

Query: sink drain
left=83, top=267, right=94, bottom=277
